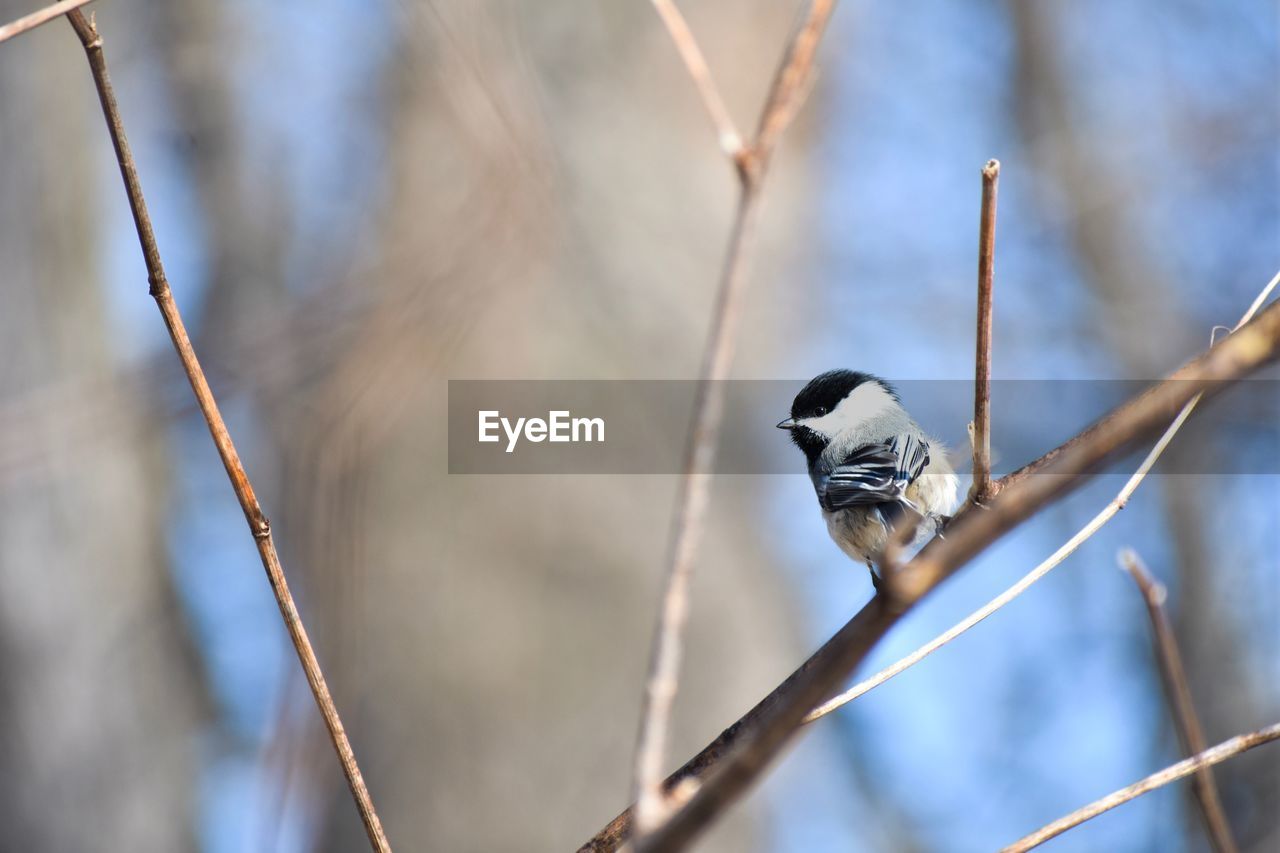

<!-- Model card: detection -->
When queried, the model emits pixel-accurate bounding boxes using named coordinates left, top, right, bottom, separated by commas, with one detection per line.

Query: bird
left=778, top=369, right=958, bottom=590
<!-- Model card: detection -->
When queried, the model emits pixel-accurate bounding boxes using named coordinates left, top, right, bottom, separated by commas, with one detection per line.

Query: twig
left=749, top=0, right=835, bottom=177
left=63, top=11, right=391, bottom=851
left=1118, top=548, right=1237, bottom=853
left=632, top=189, right=761, bottom=835
left=1001, top=722, right=1280, bottom=852
left=969, top=159, right=999, bottom=503
left=804, top=270, right=1279, bottom=722
left=630, top=1, right=837, bottom=840
left=648, top=1, right=744, bottom=160
left=0, top=0, right=93, bottom=44
left=584, top=297, right=1280, bottom=852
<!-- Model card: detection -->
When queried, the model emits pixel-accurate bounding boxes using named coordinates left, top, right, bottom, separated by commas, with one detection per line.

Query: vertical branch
left=63, top=11, right=391, bottom=851
left=630, top=2, right=837, bottom=842
left=1118, top=549, right=1237, bottom=853
left=970, top=158, right=999, bottom=503
left=1001, top=723, right=1280, bottom=852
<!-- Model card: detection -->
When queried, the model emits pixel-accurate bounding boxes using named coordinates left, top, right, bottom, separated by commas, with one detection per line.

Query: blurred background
left=0, top=1, right=1276, bottom=851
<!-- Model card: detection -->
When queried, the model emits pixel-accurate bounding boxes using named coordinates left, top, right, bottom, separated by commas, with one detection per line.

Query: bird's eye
left=813, top=406, right=828, bottom=416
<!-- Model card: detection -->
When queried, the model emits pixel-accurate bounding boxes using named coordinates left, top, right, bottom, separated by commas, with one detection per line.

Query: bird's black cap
left=789, top=370, right=897, bottom=421
left=782, top=370, right=899, bottom=467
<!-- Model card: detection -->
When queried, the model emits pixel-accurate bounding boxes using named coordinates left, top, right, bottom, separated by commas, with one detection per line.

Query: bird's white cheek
left=801, top=383, right=896, bottom=437
left=796, top=419, right=831, bottom=439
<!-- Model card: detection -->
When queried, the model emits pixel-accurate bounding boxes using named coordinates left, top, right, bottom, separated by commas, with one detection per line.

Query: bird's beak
left=776, top=417, right=797, bottom=430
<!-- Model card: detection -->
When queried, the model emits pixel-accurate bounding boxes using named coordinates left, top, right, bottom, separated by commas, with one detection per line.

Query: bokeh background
left=0, top=1, right=1277, bottom=851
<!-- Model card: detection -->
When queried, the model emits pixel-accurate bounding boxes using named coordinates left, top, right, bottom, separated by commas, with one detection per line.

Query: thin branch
left=631, top=188, right=761, bottom=835
left=584, top=297, right=1280, bottom=852
left=630, top=1, right=838, bottom=840
left=750, top=0, right=835, bottom=177
left=1001, top=723, right=1280, bottom=852
left=805, top=269, right=1279, bottom=722
left=63, top=11, right=391, bottom=851
left=648, top=1, right=744, bottom=161
left=1118, top=548, right=1237, bottom=853
left=970, top=159, right=1000, bottom=503
left=0, top=0, right=93, bottom=45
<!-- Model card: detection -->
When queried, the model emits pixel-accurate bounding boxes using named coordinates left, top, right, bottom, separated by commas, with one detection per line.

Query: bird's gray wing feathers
left=817, top=434, right=931, bottom=513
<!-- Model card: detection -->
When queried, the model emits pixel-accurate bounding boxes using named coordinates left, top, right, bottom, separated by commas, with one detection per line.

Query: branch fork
left=630, top=2, right=837, bottom=846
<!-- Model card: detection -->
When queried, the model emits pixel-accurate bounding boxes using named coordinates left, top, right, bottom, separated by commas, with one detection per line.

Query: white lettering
left=478, top=411, right=500, bottom=443
left=502, top=416, right=525, bottom=453
left=549, top=410, right=570, bottom=442
left=573, top=416, right=604, bottom=442
left=481, top=410, right=605, bottom=453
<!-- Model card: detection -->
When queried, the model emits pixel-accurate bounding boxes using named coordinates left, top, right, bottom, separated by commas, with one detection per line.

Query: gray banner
left=447, top=379, right=1278, bottom=474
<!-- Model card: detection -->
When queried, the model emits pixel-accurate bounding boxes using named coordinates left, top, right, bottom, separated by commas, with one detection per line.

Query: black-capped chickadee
left=778, top=370, right=958, bottom=589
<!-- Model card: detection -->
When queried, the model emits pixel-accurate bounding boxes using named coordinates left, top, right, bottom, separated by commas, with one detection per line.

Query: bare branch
left=1118, top=548, right=1237, bottom=853
left=648, top=1, right=744, bottom=161
left=1001, top=723, right=1280, bottom=852
left=63, top=11, right=391, bottom=851
left=631, top=189, right=761, bottom=834
left=804, top=269, right=1279, bottom=722
left=587, top=296, right=1280, bottom=852
left=970, top=159, right=1000, bottom=502
left=750, top=0, right=836, bottom=177
left=630, top=2, right=840, bottom=840
left=0, top=0, right=93, bottom=45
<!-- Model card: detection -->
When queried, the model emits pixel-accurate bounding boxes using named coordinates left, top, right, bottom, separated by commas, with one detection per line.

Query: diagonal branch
left=584, top=296, right=1280, bottom=852
left=63, top=10, right=391, bottom=851
left=750, top=0, right=834, bottom=175
left=648, top=1, right=744, bottom=161
left=1118, top=548, right=1237, bottom=853
left=969, top=159, right=1000, bottom=503
left=804, top=269, right=1279, bottom=722
left=0, top=0, right=94, bottom=45
left=630, top=1, right=838, bottom=841
left=632, top=186, right=761, bottom=836
left=1001, top=722, right=1280, bottom=852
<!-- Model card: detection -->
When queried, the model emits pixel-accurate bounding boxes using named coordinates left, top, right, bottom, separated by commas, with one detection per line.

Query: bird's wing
left=816, top=434, right=931, bottom=513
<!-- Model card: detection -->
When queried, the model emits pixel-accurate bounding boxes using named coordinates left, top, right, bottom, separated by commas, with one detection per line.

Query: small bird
left=778, top=369, right=958, bottom=590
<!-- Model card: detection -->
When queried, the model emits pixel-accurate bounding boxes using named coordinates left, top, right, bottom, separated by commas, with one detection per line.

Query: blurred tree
left=0, top=2, right=206, bottom=850
left=143, top=0, right=821, bottom=849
